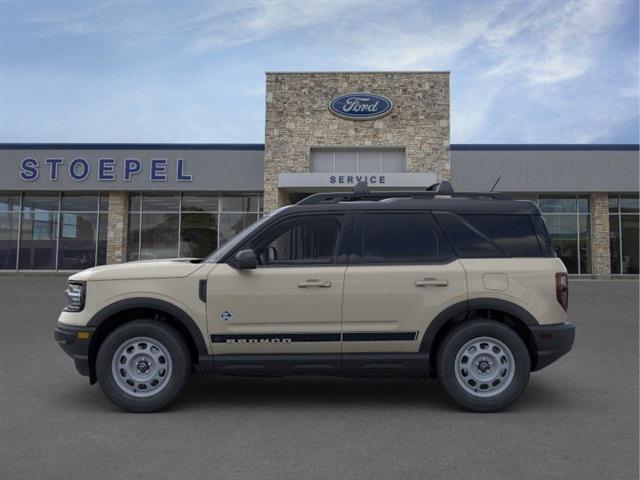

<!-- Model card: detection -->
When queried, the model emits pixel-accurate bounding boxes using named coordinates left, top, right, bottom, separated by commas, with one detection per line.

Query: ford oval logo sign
left=329, top=93, right=393, bottom=120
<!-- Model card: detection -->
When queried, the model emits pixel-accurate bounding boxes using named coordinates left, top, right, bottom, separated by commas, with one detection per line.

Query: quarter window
left=360, top=213, right=454, bottom=264
left=434, top=212, right=502, bottom=258
left=460, top=215, right=541, bottom=257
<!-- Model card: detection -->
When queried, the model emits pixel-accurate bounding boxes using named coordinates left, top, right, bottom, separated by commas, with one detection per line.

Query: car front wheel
left=96, top=320, right=190, bottom=413
left=436, top=319, right=530, bottom=412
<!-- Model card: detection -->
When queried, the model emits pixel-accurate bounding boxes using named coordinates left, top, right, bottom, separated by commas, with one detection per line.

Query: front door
left=206, top=213, right=348, bottom=357
left=341, top=212, right=467, bottom=356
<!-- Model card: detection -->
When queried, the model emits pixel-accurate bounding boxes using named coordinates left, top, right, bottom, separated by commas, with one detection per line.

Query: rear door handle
left=297, top=279, right=332, bottom=288
left=415, top=278, right=449, bottom=287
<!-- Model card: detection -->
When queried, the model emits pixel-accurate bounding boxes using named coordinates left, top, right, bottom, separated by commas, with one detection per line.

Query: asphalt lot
left=0, top=277, right=638, bottom=480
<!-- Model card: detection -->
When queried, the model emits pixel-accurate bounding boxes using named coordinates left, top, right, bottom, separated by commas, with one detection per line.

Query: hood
left=69, top=258, right=205, bottom=281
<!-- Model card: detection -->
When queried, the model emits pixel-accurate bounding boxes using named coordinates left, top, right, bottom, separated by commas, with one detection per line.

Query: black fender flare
left=419, top=298, right=539, bottom=353
left=87, top=297, right=209, bottom=357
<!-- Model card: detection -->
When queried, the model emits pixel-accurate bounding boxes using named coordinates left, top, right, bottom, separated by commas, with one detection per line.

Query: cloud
left=2, top=0, right=637, bottom=143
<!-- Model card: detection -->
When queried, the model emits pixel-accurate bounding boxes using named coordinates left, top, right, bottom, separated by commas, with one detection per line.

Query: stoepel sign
left=329, top=93, right=393, bottom=120
left=19, top=157, right=193, bottom=182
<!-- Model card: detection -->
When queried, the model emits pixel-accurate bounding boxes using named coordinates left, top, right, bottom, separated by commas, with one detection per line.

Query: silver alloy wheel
left=111, top=336, right=173, bottom=398
left=454, top=336, right=515, bottom=398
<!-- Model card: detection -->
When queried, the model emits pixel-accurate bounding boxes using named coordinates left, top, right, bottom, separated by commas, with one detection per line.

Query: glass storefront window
left=19, top=211, right=58, bottom=269
left=609, top=194, right=639, bottom=274
left=538, top=194, right=591, bottom=274
left=180, top=213, right=218, bottom=258
left=142, top=193, right=180, bottom=212
left=127, top=213, right=141, bottom=261
left=61, top=193, right=99, bottom=211
left=127, top=192, right=262, bottom=261
left=542, top=214, right=578, bottom=273
left=139, top=213, right=179, bottom=260
left=0, top=192, right=20, bottom=212
left=219, top=213, right=259, bottom=245
left=538, top=196, right=576, bottom=213
left=0, top=212, right=19, bottom=269
left=0, top=192, right=108, bottom=270
left=182, top=193, right=219, bottom=212
left=220, top=195, right=260, bottom=213
left=58, top=212, right=98, bottom=269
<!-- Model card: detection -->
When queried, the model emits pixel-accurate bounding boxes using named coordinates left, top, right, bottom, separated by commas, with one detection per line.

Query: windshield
left=204, top=206, right=292, bottom=263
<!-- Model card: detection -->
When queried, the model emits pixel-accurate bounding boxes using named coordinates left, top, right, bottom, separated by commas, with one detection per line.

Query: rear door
left=341, top=212, right=467, bottom=355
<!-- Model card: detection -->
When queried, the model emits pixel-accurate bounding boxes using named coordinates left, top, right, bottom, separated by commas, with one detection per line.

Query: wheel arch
left=421, top=299, right=539, bottom=373
left=86, top=298, right=208, bottom=384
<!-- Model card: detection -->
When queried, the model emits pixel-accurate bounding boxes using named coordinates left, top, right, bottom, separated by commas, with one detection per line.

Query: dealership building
left=0, top=72, right=638, bottom=276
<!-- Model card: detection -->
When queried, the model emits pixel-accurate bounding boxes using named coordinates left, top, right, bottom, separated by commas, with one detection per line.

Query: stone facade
left=106, top=191, right=129, bottom=264
left=590, top=192, right=611, bottom=277
left=263, top=72, right=450, bottom=212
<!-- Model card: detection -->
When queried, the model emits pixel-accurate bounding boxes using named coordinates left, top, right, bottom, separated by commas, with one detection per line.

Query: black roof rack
left=296, top=181, right=510, bottom=206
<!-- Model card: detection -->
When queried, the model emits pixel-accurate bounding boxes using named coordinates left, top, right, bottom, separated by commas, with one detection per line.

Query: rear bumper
left=530, top=322, right=575, bottom=371
left=54, top=325, right=96, bottom=377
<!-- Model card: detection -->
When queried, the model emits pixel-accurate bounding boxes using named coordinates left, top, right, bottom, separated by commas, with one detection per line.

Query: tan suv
left=55, top=182, right=575, bottom=413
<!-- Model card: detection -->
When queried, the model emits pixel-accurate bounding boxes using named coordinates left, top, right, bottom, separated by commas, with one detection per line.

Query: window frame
left=351, top=211, right=457, bottom=266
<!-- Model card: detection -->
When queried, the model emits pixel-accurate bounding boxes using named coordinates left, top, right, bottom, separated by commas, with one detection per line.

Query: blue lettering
left=124, top=159, right=142, bottom=181
left=98, top=158, right=116, bottom=180
left=69, top=158, right=90, bottom=181
left=347, top=176, right=354, bottom=184
left=150, top=159, right=168, bottom=181
left=20, top=158, right=39, bottom=181
left=338, top=176, right=345, bottom=184
left=370, top=176, right=377, bottom=184
left=380, top=175, right=386, bottom=184
left=329, top=176, right=336, bottom=184
left=45, top=158, right=63, bottom=180
left=176, top=159, right=192, bottom=181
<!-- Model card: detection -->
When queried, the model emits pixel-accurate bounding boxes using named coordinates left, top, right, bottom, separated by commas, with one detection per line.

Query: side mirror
left=231, top=249, right=257, bottom=270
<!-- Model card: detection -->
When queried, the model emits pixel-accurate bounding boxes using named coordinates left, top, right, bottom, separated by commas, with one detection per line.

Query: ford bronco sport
left=55, top=182, right=575, bottom=413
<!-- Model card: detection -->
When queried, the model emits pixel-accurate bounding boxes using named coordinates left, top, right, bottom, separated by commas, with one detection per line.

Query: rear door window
left=359, top=212, right=454, bottom=264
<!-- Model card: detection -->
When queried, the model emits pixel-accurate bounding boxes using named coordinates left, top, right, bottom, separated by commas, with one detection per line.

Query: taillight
left=555, top=272, right=569, bottom=311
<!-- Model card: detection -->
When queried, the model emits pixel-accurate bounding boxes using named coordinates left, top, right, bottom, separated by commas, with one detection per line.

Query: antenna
left=490, top=176, right=501, bottom=192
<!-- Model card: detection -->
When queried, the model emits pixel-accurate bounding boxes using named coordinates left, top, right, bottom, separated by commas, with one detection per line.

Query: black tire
left=96, top=320, right=191, bottom=413
left=436, top=319, right=530, bottom=412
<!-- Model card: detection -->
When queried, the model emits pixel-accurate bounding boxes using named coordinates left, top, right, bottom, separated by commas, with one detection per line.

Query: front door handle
left=415, top=278, right=449, bottom=287
left=297, top=279, right=332, bottom=288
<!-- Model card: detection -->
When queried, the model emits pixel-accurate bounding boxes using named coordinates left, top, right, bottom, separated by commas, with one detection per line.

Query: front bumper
left=54, top=325, right=96, bottom=377
left=529, top=322, right=575, bottom=371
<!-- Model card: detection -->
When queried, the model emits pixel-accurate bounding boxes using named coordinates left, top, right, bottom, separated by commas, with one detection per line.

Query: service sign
left=329, top=93, right=393, bottom=120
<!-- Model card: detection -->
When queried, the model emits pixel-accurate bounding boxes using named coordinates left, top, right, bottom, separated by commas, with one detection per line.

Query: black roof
left=282, top=198, right=540, bottom=216
left=280, top=182, right=541, bottom=216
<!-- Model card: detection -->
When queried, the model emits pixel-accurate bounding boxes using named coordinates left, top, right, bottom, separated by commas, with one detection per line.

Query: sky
left=0, top=0, right=638, bottom=144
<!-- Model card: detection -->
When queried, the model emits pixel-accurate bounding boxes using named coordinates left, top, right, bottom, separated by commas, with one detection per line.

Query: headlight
left=64, top=282, right=86, bottom=312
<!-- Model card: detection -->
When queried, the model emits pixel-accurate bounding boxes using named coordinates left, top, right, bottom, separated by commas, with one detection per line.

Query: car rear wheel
left=436, top=319, right=530, bottom=412
left=96, top=320, right=190, bottom=412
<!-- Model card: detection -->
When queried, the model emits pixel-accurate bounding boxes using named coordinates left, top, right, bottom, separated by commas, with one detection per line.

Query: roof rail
left=296, top=181, right=510, bottom=206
